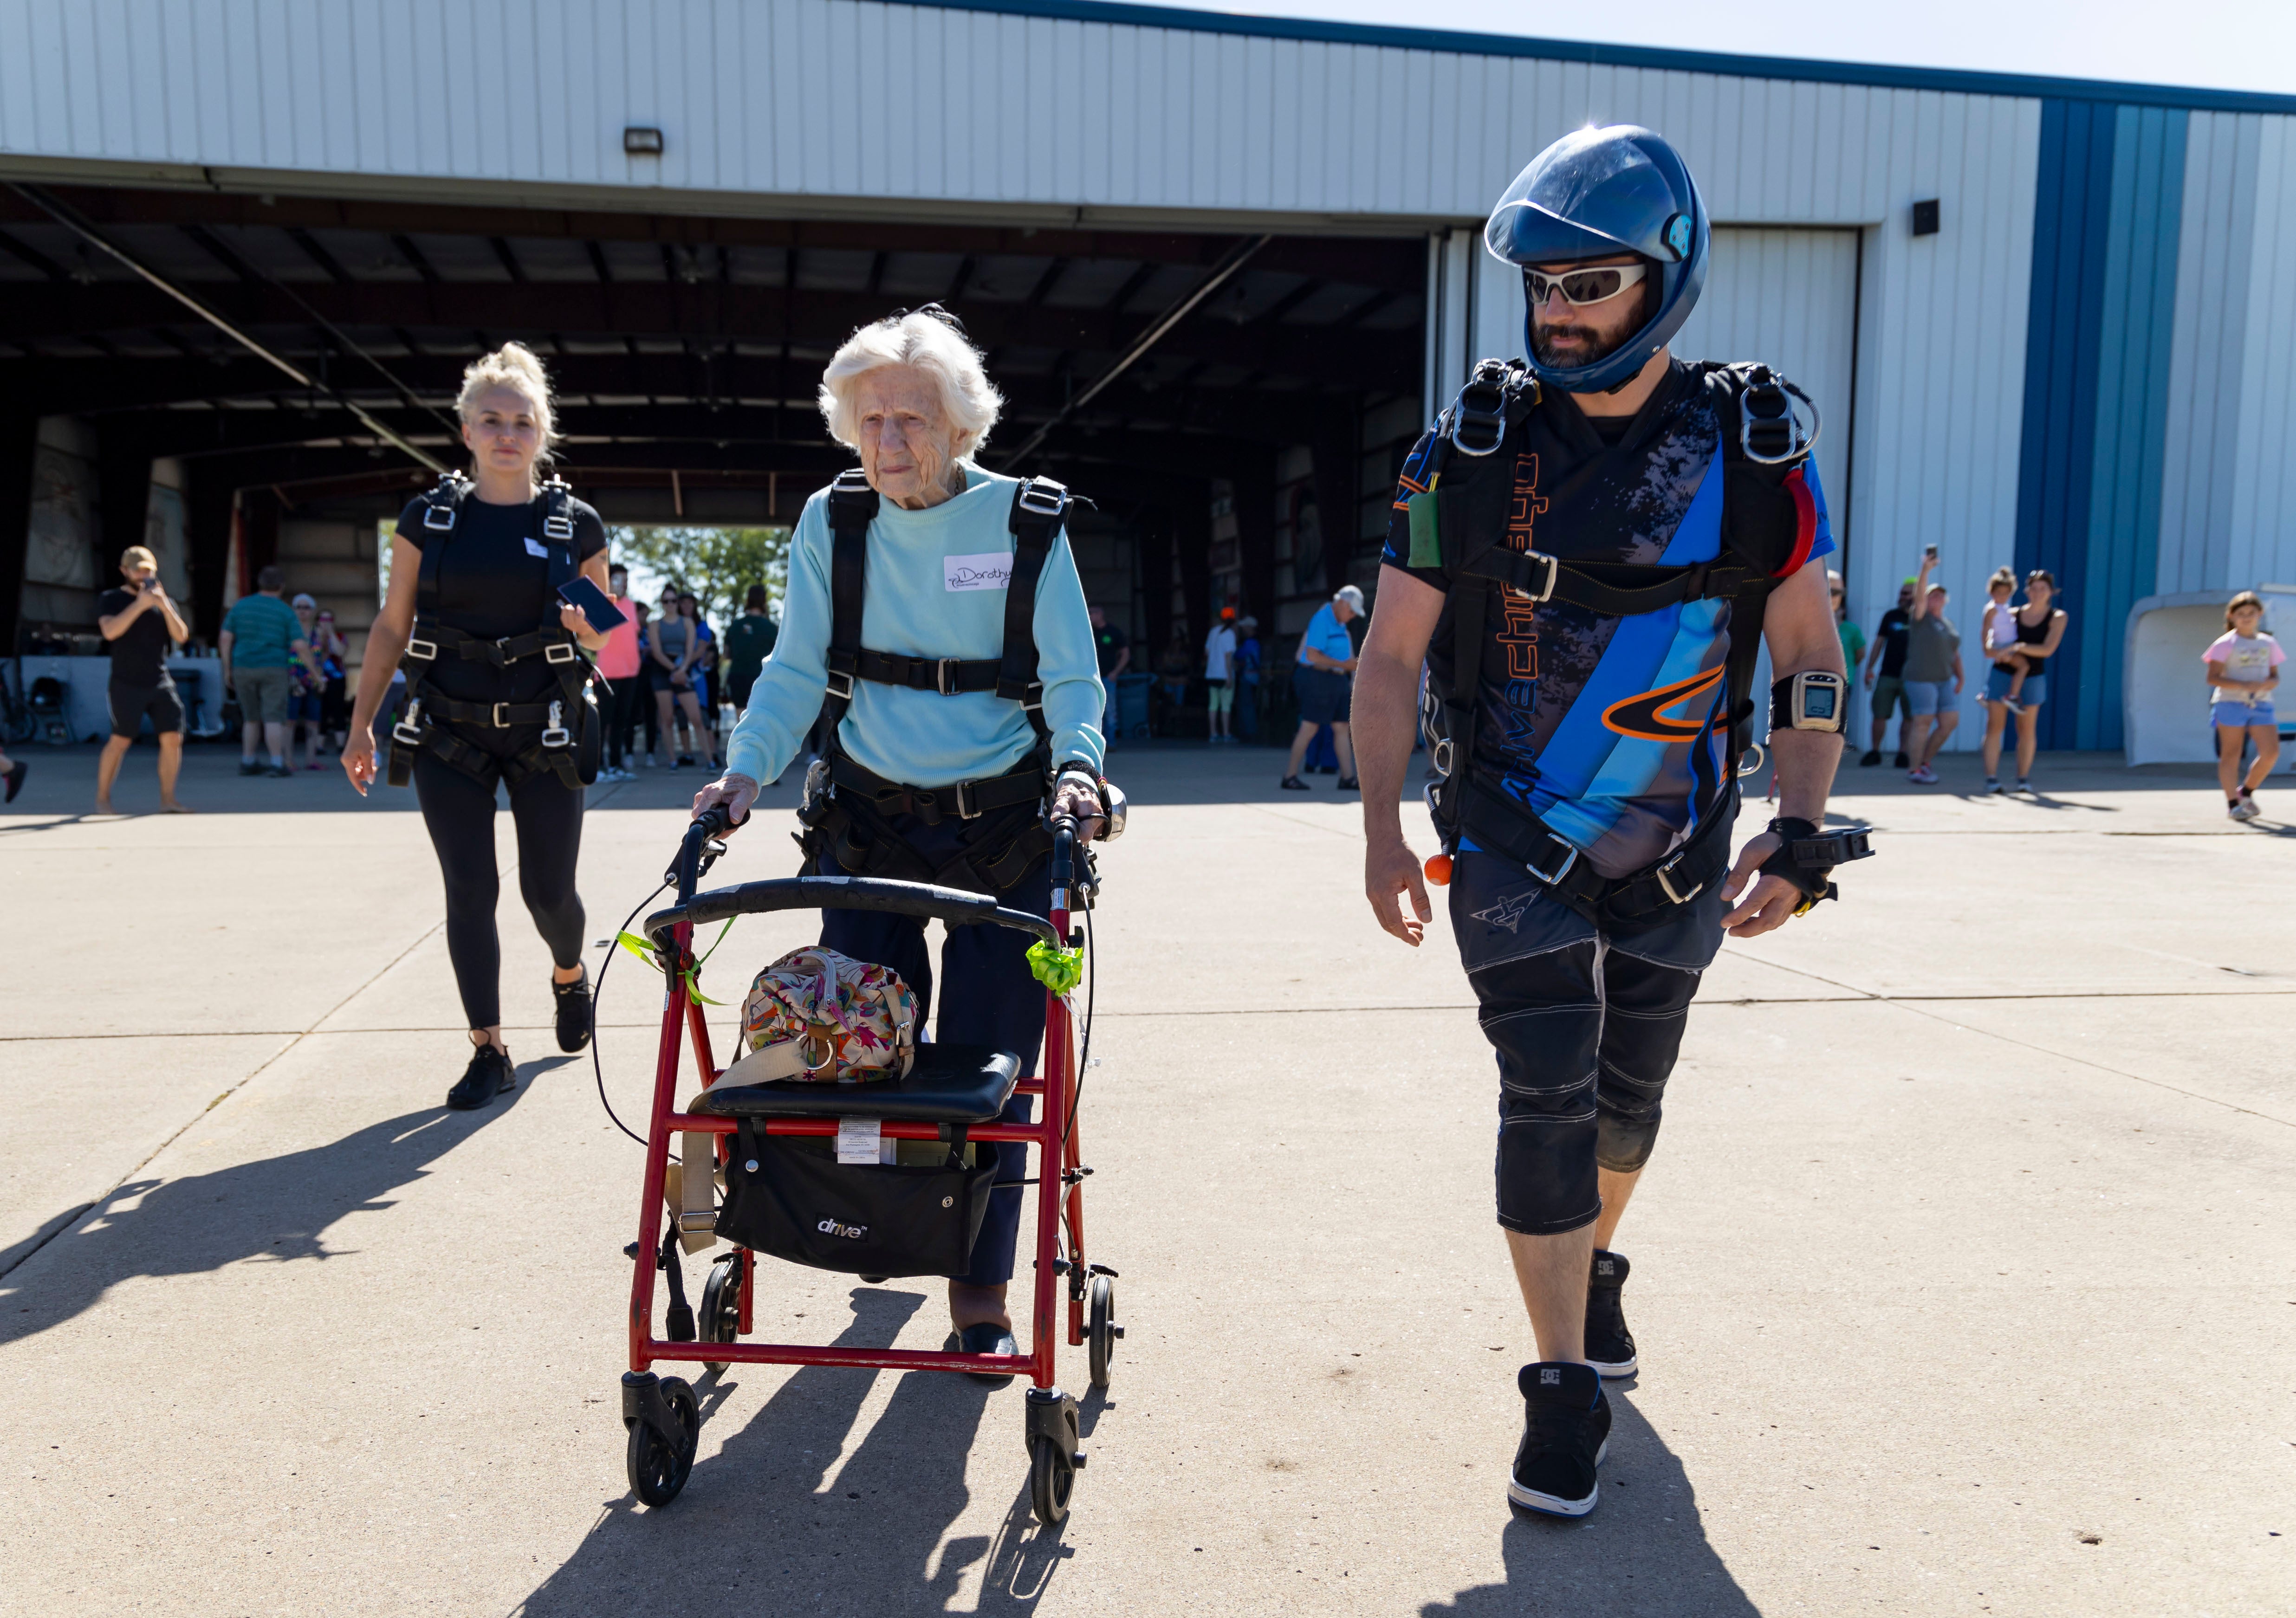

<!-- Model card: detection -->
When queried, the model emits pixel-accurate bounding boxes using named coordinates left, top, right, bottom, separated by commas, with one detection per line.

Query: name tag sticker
left=944, top=553, right=1012, bottom=593
left=524, top=537, right=549, bottom=558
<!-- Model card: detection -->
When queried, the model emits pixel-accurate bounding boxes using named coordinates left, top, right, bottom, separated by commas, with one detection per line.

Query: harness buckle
left=1015, top=479, right=1067, bottom=518
left=490, top=703, right=511, bottom=728
left=1431, top=736, right=1454, bottom=776
left=824, top=669, right=855, bottom=701
left=404, top=638, right=438, bottom=661
left=422, top=504, right=456, bottom=532
left=544, top=641, right=578, bottom=664
left=935, top=658, right=960, bottom=696
left=953, top=779, right=982, bottom=820
left=1511, top=552, right=1560, bottom=604
left=391, top=699, right=425, bottom=747
left=1653, top=852, right=1702, bottom=906
left=1448, top=361, right=1513, bottom=457
left=1524, top=836, right=1578, bottom=888
left=542, top=515, right=575, bottom=542
left=541, top=700, right=571, bottom=750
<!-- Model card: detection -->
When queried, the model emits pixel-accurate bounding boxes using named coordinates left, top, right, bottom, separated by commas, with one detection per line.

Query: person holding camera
left=342, top=343, right=613, bottom=1110
left=94, top=544, right=193, bottom=814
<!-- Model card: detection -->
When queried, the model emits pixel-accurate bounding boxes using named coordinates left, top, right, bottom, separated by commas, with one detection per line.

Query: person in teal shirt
left=1282, top=584, right=1363, bottom=790
left=220, top=566, right=319, bottom=776
left=692, top=307, right=1108, bottom=1380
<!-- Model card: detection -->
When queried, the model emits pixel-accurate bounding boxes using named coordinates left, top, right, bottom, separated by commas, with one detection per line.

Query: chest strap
left=828, top=752, right=1046, bottom=824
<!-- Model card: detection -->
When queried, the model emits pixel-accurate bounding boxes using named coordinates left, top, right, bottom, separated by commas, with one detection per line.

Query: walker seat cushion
left=701, top=1043, right=1020, bottom=1123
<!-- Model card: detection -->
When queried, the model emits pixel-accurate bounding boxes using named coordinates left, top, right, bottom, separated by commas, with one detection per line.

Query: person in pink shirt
left=593, top=563, right=644, bottom=782
left=2204, top=591, right=2283, bottom=822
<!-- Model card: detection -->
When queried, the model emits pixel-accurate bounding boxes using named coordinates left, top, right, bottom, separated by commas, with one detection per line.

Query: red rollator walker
left=618, top=803, right=1117, bottom=1526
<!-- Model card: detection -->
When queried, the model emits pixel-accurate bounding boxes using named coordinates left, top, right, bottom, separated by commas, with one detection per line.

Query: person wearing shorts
left=1860, top=577, right=1914, bottom=766
left=1281, top=585, right=1361, bottom=790
left=1900, top=558, right=1961, bottom=783
left=1203, top=607, right=1239, bottom=743
left=2204, top=591, right=2283, bottom=822
left=221, top=566, right=321, bottom=777
left=94, top=544, right=193, bottom=813
left=1979, top=570, right=2066, bottom=794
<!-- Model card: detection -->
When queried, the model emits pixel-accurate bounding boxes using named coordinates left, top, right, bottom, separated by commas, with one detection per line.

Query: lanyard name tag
left=835, top=1117, right=883, bottom=1164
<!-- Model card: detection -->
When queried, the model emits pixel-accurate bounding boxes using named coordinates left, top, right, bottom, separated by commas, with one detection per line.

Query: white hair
left=457, top=341, right=559, bottom=458
left=817, top=311, right=1003, bottom=458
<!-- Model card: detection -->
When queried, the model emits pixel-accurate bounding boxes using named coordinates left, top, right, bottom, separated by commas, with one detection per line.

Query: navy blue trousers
left=815, top=817, right=1047, bottom=1288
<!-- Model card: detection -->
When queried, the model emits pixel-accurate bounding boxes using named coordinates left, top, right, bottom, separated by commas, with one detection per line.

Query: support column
left=97, top=423, right=156, bottom=587
left=1136, top=504, right=1174, bottom=664
left=1311, top=397, right=1362, bottom=596
left=0, top=412, right=37, bottom=654
left=239, top=486, right=281, bottom=589
left=184, top=463, right=238, bottom=641
left=1172, top=477, right=1213, bottom=657
left=1230, top=453, right=1278, bottom=630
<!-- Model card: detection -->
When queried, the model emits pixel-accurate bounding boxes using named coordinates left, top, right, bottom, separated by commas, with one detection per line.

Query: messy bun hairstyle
left=456, top=342, right=558, bottom=460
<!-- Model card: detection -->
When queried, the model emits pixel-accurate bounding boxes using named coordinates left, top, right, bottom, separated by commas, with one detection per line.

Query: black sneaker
left=266, top=762, right=292, bottom=779
left=1858, top=749, right=1880, bottom=767
left=553, top=966, right=592, bottom=1053
left=946, top=1321, right=1019, bottom=1387
left=1335, top=776, right=1360, bottom=791
left=3, top=759, right=25, bottom=803
left=1279, top=775, right=1310, bottom=791
left=1586, top=1249, right=1637, bottom=1378
left=239, top=759, right=263, bottom=776
left=1893, top=751, right=1910, bottom=769
left=447, top=1043, right=515, bottom=1110
left=1509, top=1362, right=1610, bottom=1518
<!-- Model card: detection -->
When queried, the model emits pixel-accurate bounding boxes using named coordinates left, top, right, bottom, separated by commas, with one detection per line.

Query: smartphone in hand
left=558, top=576, right=629, bottom=633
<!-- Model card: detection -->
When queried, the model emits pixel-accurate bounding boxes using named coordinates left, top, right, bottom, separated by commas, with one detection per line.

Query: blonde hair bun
left=457, top=342, right=559, bottom=455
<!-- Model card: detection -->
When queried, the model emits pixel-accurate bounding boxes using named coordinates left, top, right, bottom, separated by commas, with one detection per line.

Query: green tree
left=610, top=525, right=792, bottom=625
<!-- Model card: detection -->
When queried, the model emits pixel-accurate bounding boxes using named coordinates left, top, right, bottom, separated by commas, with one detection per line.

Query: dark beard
left=1532, top=318, right=1634, bottom=369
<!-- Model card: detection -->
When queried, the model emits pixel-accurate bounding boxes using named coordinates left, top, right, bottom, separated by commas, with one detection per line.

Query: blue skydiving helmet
left=1485, top=125, right=1711, bottom=394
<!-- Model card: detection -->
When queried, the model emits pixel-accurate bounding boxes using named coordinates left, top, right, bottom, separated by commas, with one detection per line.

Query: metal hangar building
left=3, top=0, right=2293, bottom=753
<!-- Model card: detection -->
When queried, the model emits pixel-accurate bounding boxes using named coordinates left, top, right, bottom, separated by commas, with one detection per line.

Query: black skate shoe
left=447, top=1043, right=514, bottom=1110
left=1508, top=1361, right=1611, bottom=1518
left=552, top=966, right=592, bottom=1054
left=1586, top=1249, right=1638, bottom=1378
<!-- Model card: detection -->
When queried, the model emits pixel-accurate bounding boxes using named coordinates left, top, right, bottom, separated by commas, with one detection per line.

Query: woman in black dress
left=342, top=343, right=613, bottom=1108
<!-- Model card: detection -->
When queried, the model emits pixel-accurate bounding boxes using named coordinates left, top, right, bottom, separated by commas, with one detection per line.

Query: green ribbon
left=1025, top=940, right=1083, bottom=994
left=617, top=921, right=733, bottom=1006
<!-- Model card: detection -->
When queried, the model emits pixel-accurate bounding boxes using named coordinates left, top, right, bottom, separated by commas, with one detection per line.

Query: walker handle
left=646, top=875, right=1058, bottom=954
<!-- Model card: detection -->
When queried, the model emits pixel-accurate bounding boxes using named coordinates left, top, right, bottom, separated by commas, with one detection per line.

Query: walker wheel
left=1029, top=1435, right=1077, bottom=1527
left=1086, top=1274, right=1120, bottom=1389
left=700, top=1255, right=742, bottom=1372
left=625, top=1377, right=699, bottom=1508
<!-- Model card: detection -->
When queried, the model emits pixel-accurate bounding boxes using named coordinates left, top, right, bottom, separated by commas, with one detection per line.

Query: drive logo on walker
left=817, top=1217, right=868, bottom=1240
left=943, top=553, right=1013, bottom=592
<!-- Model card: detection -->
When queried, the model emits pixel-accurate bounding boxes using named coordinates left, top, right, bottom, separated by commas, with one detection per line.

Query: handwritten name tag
left=943, top=553, right=1012, bottom=593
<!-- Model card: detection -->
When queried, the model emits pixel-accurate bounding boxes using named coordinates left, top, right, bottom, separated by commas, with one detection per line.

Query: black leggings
left=413, top=734, right=587, bottom=1030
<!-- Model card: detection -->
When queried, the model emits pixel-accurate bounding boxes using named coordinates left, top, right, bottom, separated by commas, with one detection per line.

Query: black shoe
left=1335, top=776, right=1360, bottom=791
left=3, top=760, right=24, bottom=804
left=1509, top=1362, right=1610, bottom=1518
left=239, top=759, right=263, bottom=776
left=447, top=1043, right=515, bottom=1110
left=266, top=762, right=293, bottom=778
left=1858, top=750, right=1880, bottom=767
left=1586, top=1250, right=1638, bottom=1378
left=1279, top=775, right=1310, bottom=791
left=1893, top=751, right=1910, bottom=769
left=553, top=966, right=592, bottom=1053
left=946, top=1322, right=1018, bottom=1387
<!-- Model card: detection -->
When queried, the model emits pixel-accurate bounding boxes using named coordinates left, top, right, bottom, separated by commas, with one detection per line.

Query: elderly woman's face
left=852, top=366, right=960, bottom=509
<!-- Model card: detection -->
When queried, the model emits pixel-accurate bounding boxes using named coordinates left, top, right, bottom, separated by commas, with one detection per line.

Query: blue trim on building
left=898, top=0, right=2296, bottom=117
left=2015, top=102, right=2189, bottom=751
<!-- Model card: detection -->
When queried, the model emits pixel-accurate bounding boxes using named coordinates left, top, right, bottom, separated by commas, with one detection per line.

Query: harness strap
left=1459, top=774, right=1740, bottom=932
left=852, top=647, right=1042, bottom=704
left=999, top=478, right=1069, bottom=734
left=823, top=469, right=877, bottom=726
left=828, top=753, right=1047, bottom=825
left=1455, top=547, right=1766, bottom=618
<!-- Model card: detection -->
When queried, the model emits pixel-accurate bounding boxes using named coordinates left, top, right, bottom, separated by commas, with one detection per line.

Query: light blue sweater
left=725, top=464, right=1106, bottom=788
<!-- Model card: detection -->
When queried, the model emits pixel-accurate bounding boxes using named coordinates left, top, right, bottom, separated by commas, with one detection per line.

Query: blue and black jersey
left=1382, top=360, right=1835, bottom=879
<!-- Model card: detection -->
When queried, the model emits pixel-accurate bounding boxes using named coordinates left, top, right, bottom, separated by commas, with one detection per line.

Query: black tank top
left=2015, top=607, right=2054, bottom=669
left=395, top=492, right=607, bottom=703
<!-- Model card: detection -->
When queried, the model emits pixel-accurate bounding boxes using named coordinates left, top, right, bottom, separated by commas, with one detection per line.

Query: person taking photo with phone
left=342, top=343, right=613, bottom=1110
left=94, top=544, right=193, bottom=814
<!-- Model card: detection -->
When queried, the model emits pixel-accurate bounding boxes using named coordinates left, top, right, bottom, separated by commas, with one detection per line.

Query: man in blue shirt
left=1281, top=584, right=1363, bottom=790
left=1348, top=126, right=1852, bottom=1520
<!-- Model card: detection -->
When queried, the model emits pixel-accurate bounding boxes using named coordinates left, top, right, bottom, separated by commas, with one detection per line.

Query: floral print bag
left=719, top=947, right=919, bottom=1087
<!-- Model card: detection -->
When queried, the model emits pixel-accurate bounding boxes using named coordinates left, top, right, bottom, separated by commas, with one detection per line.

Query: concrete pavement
left=1, top=743, right=2290, bottom=1615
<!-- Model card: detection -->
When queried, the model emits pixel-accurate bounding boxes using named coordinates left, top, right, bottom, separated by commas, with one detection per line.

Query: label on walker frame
left=836, top=1117, right=883, bottom=1165
left=943, top=553, right=1013, bottom=593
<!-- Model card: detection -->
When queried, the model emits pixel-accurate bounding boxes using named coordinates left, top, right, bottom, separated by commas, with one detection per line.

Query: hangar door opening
left=1670, top=226, right=1862, bottom=567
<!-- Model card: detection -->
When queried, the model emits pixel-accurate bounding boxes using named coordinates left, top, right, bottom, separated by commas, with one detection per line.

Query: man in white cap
left=1282, top=583, right=1363, bottom=790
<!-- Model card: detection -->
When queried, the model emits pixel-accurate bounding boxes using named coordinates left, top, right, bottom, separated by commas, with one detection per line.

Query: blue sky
left=1123, top=1, right=2296, bottom=97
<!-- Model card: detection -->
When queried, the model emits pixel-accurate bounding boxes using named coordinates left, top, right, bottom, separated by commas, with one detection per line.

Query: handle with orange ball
left=1423, top=852, right=1453, bottom=887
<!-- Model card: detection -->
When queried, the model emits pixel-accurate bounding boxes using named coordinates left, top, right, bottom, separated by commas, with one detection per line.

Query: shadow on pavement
left=1422, top=1389, right=1757, bottom=1618
left=522, top=1284, right=1076, bottom=1617
left=0, top=1054, right=564, bottom=1344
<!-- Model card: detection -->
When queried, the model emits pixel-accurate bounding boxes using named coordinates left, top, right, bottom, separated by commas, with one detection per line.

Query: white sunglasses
left=1525, top=262, right=1649, bottom=308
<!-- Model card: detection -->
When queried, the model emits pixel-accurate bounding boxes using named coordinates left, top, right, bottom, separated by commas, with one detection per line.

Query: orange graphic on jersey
left=1600, top=665, right=1727, bottom=742
left=1506, top=453, right=1549, bottom=554
left=1500, top=600, right=1540, bottom=679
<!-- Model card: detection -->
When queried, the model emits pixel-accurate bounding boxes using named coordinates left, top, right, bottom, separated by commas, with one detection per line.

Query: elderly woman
left=691, top=307, right=1108, bottom=1380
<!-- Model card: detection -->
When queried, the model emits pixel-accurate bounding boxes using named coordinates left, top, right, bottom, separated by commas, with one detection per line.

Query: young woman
left=288, top=594, right=345, bottom=770
left=2204, top=591, right=2283, bottom=821
left=1979, top=570, right=2067, bottom=795
left=679, top=592, right=723, bottom=768
left=341, top=343, right=612, bottom=1109
left=650, top=586, right=711, bottom=768
left=312, top=606, right=351, bottom=758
